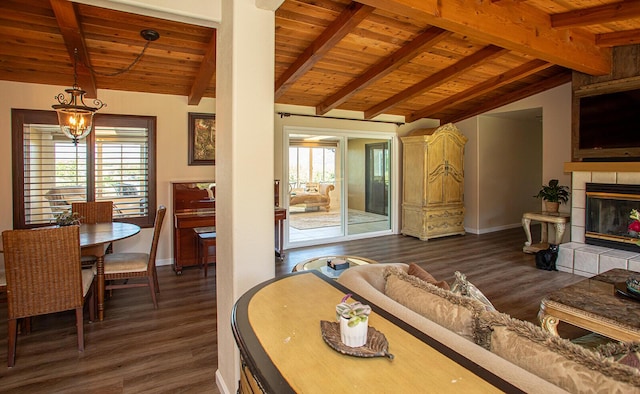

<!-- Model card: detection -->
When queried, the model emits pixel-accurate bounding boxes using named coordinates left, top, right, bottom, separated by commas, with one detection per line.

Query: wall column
left=215, top=0, right=280, bottom=391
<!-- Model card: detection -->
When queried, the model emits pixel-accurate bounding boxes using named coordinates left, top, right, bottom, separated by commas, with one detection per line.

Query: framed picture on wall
left=188, top=112, right=215, bottom=165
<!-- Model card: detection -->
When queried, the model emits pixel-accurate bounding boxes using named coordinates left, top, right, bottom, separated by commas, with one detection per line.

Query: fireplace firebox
left=586, top=183, right=640, bottom=252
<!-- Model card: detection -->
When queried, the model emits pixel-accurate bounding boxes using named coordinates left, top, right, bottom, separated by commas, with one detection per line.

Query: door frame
left=282, top=126, right=398, bottom=249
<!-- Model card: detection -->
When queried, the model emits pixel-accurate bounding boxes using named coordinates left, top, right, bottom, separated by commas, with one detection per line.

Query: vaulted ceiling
left=1, top=0, right=640, bottom=124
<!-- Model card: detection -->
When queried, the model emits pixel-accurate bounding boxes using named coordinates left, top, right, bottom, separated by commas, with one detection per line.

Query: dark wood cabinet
left=172, top=181, right=215, bottom=274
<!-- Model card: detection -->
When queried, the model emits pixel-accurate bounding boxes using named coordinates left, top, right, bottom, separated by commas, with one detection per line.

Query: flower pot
left=339, top=316, right=368, bottom=347
left=544, top=201, right=559, bottom=213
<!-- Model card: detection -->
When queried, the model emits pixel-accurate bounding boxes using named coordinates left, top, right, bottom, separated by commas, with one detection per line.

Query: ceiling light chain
left=85, top=29, right=160, bottom=78
left=51, top=29, right=159, bottom=145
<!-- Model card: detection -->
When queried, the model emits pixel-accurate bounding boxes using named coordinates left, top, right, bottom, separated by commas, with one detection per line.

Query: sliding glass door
left=284, top=128, right=393, bottom=248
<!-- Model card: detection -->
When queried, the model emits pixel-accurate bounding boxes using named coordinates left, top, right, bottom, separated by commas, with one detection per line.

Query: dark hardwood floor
left=0, top=226, right=585, bottom=392
left=0, top=267, right=219, bottom=393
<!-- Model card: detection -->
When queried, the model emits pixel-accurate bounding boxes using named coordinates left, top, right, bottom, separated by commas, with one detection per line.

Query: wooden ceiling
left=2, top=0, right=640, bottom=124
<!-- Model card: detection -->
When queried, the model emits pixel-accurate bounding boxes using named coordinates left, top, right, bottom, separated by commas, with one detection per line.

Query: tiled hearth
left=558, top=163, right=640, bottom=277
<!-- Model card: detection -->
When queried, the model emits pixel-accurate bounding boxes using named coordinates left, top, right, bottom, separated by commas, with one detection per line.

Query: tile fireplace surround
left=559, top=163, right=640, bottom=277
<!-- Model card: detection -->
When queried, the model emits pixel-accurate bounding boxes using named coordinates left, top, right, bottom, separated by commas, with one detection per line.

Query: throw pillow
left=407, top=263, right=450, bottom=290
left=383, top=266, right=486, bottom=342
left=304, top=182, right=319, bottom=193
left=479, top=311, right=640, bottom=392
left=597, top=342, right=640, bottom=370
left=450, top=271, right=495, bottom=311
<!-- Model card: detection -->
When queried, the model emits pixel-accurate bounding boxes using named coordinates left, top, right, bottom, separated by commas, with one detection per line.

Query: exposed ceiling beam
left=315, top=27, right=452, bottom=115
left=408, top=59, right=553, bottom=122
left=357, top=0, right=611, bottom=76
left=551, top=1, right=640, bottom=28
left=596, top=29, right=640, bottom=47
left=274, top=2, right=374, bottom=99
left=50, top=0, right=97, bottom=98
left=443, top=71, right=572, bottom=124
left=364, top=45, right=507, bottom=120
left=188, top=30, right=217, bottom=105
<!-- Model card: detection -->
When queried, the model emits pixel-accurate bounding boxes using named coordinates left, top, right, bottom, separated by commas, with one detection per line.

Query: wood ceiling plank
left=596, top=28, right=640, bottom=46
left=189, top=30, right=217, bottom=105
left=274, top=2, right=374, bottom=99
left=316, top=27, right=451, bottom=114
left=442, top=70, right=572, bottom=124
left=551, top=0, right=640, bottom=28
left=50, top=0, right=97, bottom=97
left=77, top=2, right=210, bottom=36
left=408, top=59, right=552, bottom=121
left=357, top=0, right=611, bottom=76
left=364, top=45, right=507, bottom=119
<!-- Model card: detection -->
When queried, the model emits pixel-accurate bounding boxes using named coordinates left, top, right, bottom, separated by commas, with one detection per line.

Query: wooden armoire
left=401, top=123, right=467, bottom=241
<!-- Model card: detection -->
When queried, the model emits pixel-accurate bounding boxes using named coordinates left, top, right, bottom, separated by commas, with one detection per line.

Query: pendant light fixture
left=52, top=29, right=160, bottom=145
left=52, top=48, right=106, bottom=145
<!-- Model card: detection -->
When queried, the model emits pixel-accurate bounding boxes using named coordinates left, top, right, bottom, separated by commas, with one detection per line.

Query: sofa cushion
left=479, top=310, right=640, bottom=393
left=383, top=266, right=486, bottom=342
left=304, top=183, right=319, bottom=193
left=451, top=271, right=495, bottom=311
left=407, top=263, right=450, bottom=290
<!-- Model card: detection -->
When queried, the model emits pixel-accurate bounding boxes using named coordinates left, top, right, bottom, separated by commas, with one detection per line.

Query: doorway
left=365, top=142, right=388, bottom=216
left=284, top=129, right=394, bottom=248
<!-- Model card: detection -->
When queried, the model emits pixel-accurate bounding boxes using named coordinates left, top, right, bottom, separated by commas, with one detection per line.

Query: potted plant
left=54, top=210, right=82, bottom=226
left=335, top=294, right=371, bottom=347
left=534, top=179, right=570, bottom=213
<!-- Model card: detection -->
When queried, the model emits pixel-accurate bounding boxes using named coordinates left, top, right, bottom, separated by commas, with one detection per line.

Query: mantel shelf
left=564, top=162, right=640, bottom=173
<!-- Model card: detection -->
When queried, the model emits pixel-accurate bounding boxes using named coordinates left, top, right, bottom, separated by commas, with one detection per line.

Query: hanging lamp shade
left=52, top=49, right=106, bottom=145
left=52, top=86, right=105, bottom=144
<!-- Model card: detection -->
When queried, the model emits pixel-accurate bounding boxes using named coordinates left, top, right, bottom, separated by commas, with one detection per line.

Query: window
left=11, top=109, right=157, bottom=228
left=288, top=143, right=336, bottom=189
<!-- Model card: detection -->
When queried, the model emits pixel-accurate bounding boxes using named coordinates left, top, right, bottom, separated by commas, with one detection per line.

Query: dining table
left=80, top=222, right=141, bottom=321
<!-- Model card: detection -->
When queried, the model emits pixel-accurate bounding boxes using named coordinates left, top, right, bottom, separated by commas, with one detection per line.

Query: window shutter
left=13, top=109, right=156, bottom=229
left=22, top=124, right=88, bottom=225
left=95, top=126, right=149, bottom=219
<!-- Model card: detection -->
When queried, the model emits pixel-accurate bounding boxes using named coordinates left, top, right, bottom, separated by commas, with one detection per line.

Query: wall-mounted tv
left=579, top=88, right=640, bottom=151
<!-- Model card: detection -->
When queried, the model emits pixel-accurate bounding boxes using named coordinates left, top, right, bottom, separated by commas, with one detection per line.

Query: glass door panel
left=287, top=133, right=343, bottom=245
left=285, top=130, right=393, bottom=248
left=346, top=138, right=391, bottom=236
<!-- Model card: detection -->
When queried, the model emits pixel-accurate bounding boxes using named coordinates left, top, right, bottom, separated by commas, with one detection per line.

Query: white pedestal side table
left=521, top=211, right=570, bottom=253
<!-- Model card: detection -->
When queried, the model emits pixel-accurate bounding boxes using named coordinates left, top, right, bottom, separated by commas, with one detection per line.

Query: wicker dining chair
left=101, top=206, right=166, bottom=308
left=2, top=225, right=96, bottom=367
left=72, top=201, right=114, bottom=224
left=72, top=201, right=114, bottom=263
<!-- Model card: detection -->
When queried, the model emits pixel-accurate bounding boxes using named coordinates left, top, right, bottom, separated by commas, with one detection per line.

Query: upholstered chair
left=100, top=206, right=166, bottom=308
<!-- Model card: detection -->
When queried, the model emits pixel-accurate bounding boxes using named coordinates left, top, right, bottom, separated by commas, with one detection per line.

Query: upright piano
left=171, top=181, right=287, bottom=275
left=172, top=181, right=215, bottom=274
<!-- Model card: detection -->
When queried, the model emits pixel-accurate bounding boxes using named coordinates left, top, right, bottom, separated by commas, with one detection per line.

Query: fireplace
left=586, top=183, right=640, bottom=252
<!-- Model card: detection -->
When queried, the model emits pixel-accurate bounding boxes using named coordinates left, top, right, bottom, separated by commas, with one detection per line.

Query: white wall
left=456, top=82, right=572, bottom=234
left=0, top=80, right=216, bottom=265
left=477, top=114, right=542, bottom=231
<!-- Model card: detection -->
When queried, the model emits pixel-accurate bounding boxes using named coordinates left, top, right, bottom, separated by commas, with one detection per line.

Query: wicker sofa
left=289, top=183, right=334, bottom=211
left=337, top=264, right=640, bottom=394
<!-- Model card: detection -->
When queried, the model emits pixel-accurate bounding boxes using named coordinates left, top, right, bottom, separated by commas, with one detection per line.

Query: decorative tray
left=319, top=320, right=394, bottom=359
left=614, top=282, right=640, bottom=302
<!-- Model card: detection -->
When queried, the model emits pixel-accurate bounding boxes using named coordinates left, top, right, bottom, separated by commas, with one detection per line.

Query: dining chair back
left=72, top=201, right=113, bottom=223
left=102, top=206, right=166, bottom=308
left=2, top=225, right=96, bottom=367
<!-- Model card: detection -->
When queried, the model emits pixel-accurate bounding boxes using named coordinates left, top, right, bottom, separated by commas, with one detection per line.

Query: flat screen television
left=579, top=88, right=640, bottom=151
